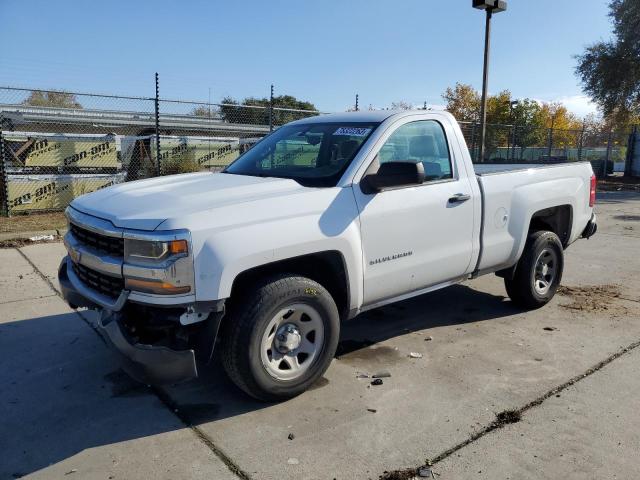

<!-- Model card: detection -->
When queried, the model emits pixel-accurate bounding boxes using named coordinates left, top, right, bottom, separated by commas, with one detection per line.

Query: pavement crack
left=379, top=338, right=640, bottom=480
left=16, top=247, right=61, bottom=295
left=14, top=247, right=105, bottom=343
left=152, top=386, right=254, bottom=480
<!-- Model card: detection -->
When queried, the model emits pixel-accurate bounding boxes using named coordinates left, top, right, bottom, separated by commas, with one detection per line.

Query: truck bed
left=473, top=161, right=594, bottom=274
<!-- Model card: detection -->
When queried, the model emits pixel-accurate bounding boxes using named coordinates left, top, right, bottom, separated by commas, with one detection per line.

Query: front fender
left=188, top=188, right=364, bottom=311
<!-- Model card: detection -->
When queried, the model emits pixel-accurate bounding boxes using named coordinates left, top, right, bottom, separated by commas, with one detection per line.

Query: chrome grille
left=70, top=223, right=124, bottom=257
left=72, top=262, right=124, bottom=299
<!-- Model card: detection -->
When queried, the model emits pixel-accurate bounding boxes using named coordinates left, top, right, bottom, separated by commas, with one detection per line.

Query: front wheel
left=221, top=274, right=340, bottom=401
left=505, top=231, right=564, bottom=309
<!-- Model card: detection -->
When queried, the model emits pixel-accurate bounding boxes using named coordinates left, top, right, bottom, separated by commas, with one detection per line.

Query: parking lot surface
left=1, top=190, right=639, bottom=480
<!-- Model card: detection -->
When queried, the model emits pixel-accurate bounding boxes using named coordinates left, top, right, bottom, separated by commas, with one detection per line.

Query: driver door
left=353, top=119, right=475, bottom=305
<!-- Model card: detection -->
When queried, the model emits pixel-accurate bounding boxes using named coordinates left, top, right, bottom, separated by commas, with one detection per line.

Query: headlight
left=123, top=236, right=193, bottom=295
left=125, top=239, right=188, bottom=262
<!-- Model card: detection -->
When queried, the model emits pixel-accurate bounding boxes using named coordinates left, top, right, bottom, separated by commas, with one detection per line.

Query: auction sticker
left=334, top=127, right=371, bottom=137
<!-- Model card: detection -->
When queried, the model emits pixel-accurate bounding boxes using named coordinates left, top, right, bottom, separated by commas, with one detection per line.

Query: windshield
left=224, top=122, right=379, bottom=187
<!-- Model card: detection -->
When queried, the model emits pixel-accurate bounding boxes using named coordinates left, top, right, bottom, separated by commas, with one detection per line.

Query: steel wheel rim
left=260, top=303, right=324, bottom=381
left=533, top=248, right=558, bottom=295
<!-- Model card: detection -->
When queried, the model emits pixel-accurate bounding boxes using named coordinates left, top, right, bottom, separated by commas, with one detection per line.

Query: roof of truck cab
left=290, top=109, right=453, bottom=125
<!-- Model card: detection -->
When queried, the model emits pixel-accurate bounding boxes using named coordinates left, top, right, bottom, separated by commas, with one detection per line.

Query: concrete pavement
left=1, top=190, right=639, bottom=480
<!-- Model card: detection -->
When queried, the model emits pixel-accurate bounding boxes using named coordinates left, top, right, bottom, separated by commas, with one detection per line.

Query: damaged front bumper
left=58, top=256, right=223, bottom=386
left=98, top=311, right=198, bottom=385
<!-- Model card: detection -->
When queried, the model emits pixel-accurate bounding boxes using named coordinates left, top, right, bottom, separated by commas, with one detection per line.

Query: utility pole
left=355, top=94, right=359, bottom=111
left=473, top=0, right=507, bottom=163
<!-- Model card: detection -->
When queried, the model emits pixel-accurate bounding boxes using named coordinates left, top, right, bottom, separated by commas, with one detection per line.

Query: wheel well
left=229, top=251, right=350, bottom=319
left=528, top=205, right=572, bottom=247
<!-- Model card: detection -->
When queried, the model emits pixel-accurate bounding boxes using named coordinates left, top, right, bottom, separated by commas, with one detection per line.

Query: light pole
left=473, top=0, right=507, bottom=163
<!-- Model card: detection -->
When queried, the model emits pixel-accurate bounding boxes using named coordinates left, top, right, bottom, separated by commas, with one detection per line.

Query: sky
left=0, top=0, right=614, bottom=117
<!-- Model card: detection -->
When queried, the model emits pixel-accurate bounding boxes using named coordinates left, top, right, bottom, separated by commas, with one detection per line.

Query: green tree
left=510, top=99, right=547, bottom=152
left=443, top=83, right=541, bottom=159
left=442, top=83, right=480, bottom=122
left=219, top=95, right=317, bottom=126
left=575, top=0, right=640, bottom=126
left=23, top=90, right=82, bottom=109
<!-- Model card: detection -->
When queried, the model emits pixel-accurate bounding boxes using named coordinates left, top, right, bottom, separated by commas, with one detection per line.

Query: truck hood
left=70, top=172, right=310, bottom=230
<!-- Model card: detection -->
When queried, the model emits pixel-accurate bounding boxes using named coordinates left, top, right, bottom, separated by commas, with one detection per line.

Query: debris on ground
left=371, top=378, right=384, bottom=386
left=288, top=433, right=295, bottom=440
left=29, top=234, right=55, bottom=242
left=494, top=409, right=521, bottom=426
left=0, top=235, right=61, bottom=249
left=379, top=468, right=421, bottom=480
left=557, top=284, right=625, bottom=314
left=425, top=336, right=433, bottom=341
left=64, top=470, right=77, bottom=475
left=367, top=408, right=377, bottom=413
left=356, top=372, right=369, bottom=378
left=372, top=371, right=391, bottom=378
left=409, top=352, right=423, bottom=358
left=418, top=466, right=435, bottom=478
left=543, top=327, right=556, bottom=331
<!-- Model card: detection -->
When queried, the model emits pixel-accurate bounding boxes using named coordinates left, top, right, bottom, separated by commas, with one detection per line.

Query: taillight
left=589, top=174, right=596, bottom=207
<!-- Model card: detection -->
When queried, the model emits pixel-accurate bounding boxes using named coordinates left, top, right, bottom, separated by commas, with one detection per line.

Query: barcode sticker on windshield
left=334, top=127, right=371, bottom=137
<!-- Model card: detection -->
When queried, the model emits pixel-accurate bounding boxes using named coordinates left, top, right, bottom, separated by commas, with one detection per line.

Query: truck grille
left=72, top=262, right=124, bottom=299
left=70, top=223, right=124, bottom=257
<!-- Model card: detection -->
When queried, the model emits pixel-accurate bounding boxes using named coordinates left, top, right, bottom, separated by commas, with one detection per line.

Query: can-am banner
left=3, top=132, right=120, bottom=172
left=7, top=173, right=126, bottom=212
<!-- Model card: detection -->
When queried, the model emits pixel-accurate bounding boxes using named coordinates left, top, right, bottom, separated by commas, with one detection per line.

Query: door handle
left=448, top=193, right=471, bottom=203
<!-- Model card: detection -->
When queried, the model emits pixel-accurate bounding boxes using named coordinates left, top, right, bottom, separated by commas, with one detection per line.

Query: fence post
left=547, top=127, right=553, bottom=158
left=511, top=125, right=516, bottom=161
left=154, top=73, right=161, bottom=177
left=577, top=124, right=585, bottom=161
left=0, top=130, right=10, bottom=217
left=604, top=129, right=613, bottom=178
left=269, top=84, right=274, bottom=132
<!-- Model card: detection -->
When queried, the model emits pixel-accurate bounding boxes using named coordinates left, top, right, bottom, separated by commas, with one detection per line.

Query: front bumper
left=98, top=312, right=198, bottom=385
left=59, top=257, right=200, bottom=385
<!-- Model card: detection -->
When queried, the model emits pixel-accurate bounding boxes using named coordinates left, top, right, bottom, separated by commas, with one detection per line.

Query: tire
left=221, top=274, right=340, bottom=402
left=504, top=231, right=564, bottom=309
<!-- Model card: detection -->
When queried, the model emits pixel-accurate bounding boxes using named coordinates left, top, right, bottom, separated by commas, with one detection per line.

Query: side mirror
left=363, top=161, right=425, bottom=193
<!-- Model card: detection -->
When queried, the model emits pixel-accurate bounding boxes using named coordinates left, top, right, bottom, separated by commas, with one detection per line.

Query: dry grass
left=0, top=211, right=67, bottom=234
left=557, top=284, right=625, bottom=314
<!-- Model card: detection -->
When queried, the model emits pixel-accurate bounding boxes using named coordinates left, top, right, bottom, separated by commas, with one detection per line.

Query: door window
left=378, top=120, right=453, bottom=181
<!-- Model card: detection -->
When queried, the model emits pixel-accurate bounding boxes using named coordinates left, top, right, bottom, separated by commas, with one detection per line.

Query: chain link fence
left=0, top=84, right=637, bottom=216
left=0, top=86, right=322, bottom=215
left=458, top=121, right=634, bottom=178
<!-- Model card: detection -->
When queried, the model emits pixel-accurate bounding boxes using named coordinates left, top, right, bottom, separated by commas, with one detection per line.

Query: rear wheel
left=221, top=274, right=339, bottom=401
left=505, top=231, right=564, bottom=309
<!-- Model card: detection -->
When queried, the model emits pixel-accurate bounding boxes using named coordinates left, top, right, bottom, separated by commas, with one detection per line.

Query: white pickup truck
left=59, top=110, right=597, bottom=400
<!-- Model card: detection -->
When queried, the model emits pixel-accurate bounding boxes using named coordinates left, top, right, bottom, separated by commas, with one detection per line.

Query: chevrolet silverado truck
left=59, top=110, right=597, bottom=401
